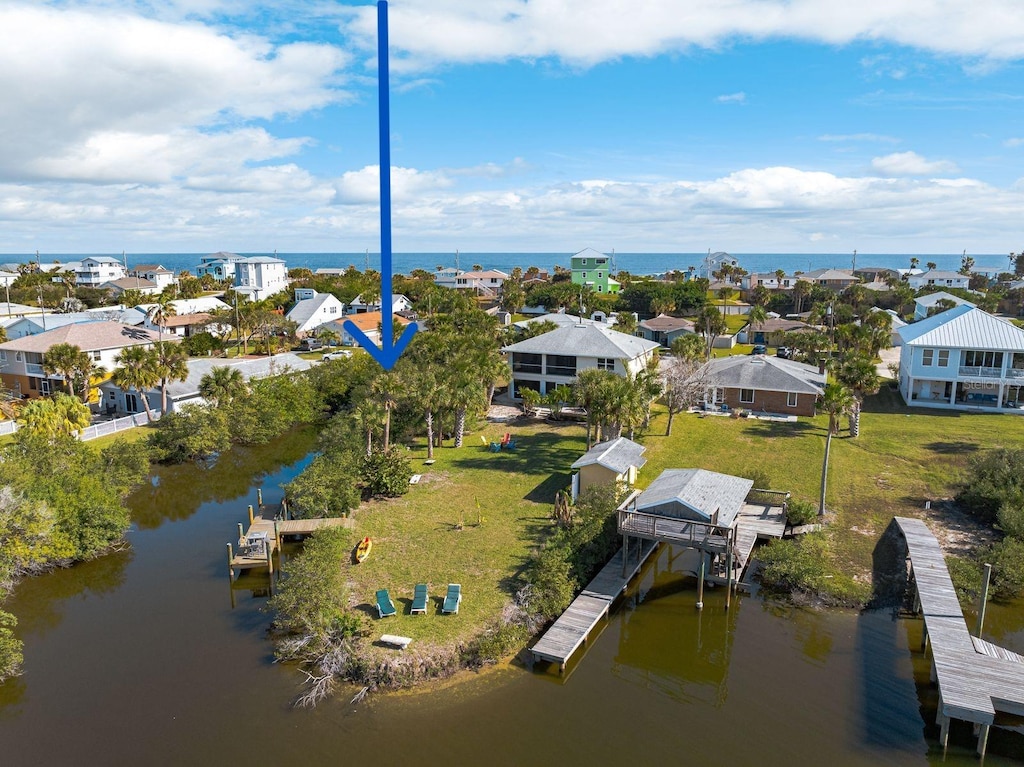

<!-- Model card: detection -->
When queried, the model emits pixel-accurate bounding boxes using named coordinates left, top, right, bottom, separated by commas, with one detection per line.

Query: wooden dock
left=531, top=539, right=658, bottom=672
left=226, top=502, right=352, bottom=580
left=895, top=517, right=1024, bottom=757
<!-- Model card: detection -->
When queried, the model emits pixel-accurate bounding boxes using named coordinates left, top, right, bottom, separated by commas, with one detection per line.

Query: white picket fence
left=0, top=410, right=161, bottom=442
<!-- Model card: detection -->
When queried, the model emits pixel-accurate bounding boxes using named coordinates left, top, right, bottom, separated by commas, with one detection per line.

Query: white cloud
left=1005, top=137, right=1024, bottom=147
left=338, top=1, right=1024, bottom=69
left=332, top=165, right=454, bottom=204
left=715, top=92, right=746, bottom=104
left=871, top=151, right=960, bottom=176
left=0, top=4, right=348, bottom=181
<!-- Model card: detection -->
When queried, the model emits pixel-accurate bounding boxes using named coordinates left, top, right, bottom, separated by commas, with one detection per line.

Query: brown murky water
left=1, top=430, right=1022, bottom=766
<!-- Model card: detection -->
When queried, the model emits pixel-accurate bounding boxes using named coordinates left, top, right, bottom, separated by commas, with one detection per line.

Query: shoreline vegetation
left=3, top=264, right=1024, bottom=696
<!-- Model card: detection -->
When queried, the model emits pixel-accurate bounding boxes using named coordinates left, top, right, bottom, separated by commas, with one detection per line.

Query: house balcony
left=26, top=363, right=45, bottom=375
left=1007, top=368, right=1024, bottom=380
left=958, top=366, right=1002, bottom=378
left=512, top=363, right=542, bottom=374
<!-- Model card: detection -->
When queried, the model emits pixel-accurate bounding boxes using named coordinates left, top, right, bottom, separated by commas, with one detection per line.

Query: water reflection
left=129, top=428, right=317, bottom=529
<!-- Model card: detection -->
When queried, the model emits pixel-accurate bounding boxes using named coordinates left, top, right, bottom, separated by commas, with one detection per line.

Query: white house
left=741, top=272, right=795, bottom=291
left=130, top=264, right=176, bottom=291
left=75, top=257, right=128, bottom=287
left=501, top=322, right=660, bottom=398
left=233, top=256, right=289, bottom=301
left=346, top=293, right=413, bottom=315
left=897, top=304, right=1024, bottom=411
left=699, top=251, right=739, bottom=280
left=99, top=353, right=314, bottom=416
left=124, top=296, right=232, bottom=338
left=906, top=270, right=971, bottom=291
left=913, top=291, right=976, bottom=321
left=454, top=269, right=508, bottom=297
left=433, top=267, right=463, bottom=289
left=286, top=290, right=345, bottom=335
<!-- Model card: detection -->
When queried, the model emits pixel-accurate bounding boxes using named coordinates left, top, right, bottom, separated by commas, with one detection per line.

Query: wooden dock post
left=975, top=563, right=992, bottom=637
left=226, top=542, right=234, bottom=581
left=696, top=551, right=705, bottom=610
left=977, top=723, right=990, bottom=757
left=257, top=488, right=263, bottom=508
left=725, top=543, right=733, bottom=609
left=266, top=536, right=273, bottom=575
left=236, top=522, right=244, bottom=544
left=248, top=504, right=254, bottom=525
left=621, top=534, right=628, bottom=577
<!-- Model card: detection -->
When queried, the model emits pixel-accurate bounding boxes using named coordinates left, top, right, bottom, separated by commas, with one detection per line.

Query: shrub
left=180, top=331, right=219, bottom=357
left=360, top=447, right=413, bottom=498
left=0, top=610, right=22, bottom=682
left=985, top=537, right=1024, bottom=601
left=997, top=500, right=1024, bottom=539
left=786, top=499, right=818, bottom=527
left=467, top=623, right=530, bottom=665
left=523, top=545, right=576, bottom=620
left=947, top=555, right=983, bottom=605
left=285, top=454, right=360, bottom=519
left=757, top=533, right=870, bottom=606
left=148, top=404, right=230, bottom=462
left=956, top=448, right=1024, bottom=523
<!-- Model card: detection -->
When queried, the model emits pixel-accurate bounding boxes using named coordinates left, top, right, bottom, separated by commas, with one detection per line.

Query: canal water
left=1, top=431, right=1022, bottom=766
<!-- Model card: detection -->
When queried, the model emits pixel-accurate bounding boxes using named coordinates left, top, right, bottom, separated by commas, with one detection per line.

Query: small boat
left=355, top=537, right=372, bottom=563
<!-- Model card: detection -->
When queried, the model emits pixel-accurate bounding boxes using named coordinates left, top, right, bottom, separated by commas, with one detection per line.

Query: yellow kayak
left=355, top=536, right=372, bottom=563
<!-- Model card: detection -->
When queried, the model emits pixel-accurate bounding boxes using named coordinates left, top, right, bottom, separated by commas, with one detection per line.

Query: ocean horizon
left=2, top=251, right=1012, bottom=278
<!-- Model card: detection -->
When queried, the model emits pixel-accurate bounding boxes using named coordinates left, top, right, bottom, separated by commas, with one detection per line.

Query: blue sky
left=2, top=1, right=1024, bottom=254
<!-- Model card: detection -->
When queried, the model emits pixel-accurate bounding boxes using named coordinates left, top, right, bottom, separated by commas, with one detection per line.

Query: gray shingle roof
left=898, top=305, right=1024, bottom=350
left=570, top=437, right=647, bottom=473
left=639, top=314, right=696, bottom=332
left=635, top=469, right=753, bottom=528
left=0, top=321, right=161, bottom=353
left=699, top=355, right=826, bottom=395
left=502, top=323, right=660, bottom=359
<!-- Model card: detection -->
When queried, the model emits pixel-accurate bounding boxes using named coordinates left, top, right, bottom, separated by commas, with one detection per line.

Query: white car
left=322, top=350, right=352, bottom=361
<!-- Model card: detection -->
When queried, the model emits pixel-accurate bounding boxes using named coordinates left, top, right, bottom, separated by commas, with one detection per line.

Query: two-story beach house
left=0, top=321, right=162, bottom=400
left=501, top=322, right=659, bottom=398
left=197, top=252, right=248, bottom=282
left=897, top=305, right=1024, bottom=411
left=906, top=270, right=971, bottom=291
left=571, top=248, right=620, bottom=295
left=454, top=269, right=508, bottom=297
left=233, top=256, right=289, bottom=301
left=75, top=257, right=128, bottom=288
left=286, top=289, right=345, bottom=336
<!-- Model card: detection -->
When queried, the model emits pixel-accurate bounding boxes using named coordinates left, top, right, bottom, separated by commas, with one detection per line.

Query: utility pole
left=852, top=249, right=857, bottom=272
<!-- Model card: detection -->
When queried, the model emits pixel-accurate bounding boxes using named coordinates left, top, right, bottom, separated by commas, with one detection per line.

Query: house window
left=15, top=352, right=22, bottom=361
left=787, top=392, right=798, bottom=407
left=963, top=350, right=1004, bottom=369
left=597, top=272, right=603, bottom=279
left=581, top=272, right=588, bottom=279
left=0, top=351, right=5, bottom=363
left=597, top=358, right=614, bottom=371
left=922, top=349, right=934, bottom=366
left=28, top=377, right=36, bottom=390
left=597, top=285, right=604, bottom=293
left=740, top=388, right=755, bottom=404
left=512, top=353, right=542, bottom=375
left=92, top=350, right=101, bottom=361
left=39, top=379, right=50, bottom=395
left=546, top=355, right=577, bottom=377
left=329, top=306, right=337, bottom=314
left=937, top=350, right=949, bottom=367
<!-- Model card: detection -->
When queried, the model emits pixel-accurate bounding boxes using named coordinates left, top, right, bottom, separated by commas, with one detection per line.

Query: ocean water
left=8, top=251, right=1010, bottom=278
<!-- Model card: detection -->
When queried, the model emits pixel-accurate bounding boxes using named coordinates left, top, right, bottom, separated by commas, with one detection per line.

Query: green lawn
left=640, top=389, right=1024, bottom=581
left=342, top=419, right=585, bottom=646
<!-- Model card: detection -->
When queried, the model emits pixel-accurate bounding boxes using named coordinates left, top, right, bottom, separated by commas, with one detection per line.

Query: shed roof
left=570, top=437, right=647, bottom=473
left=635, top=469, right=753, bottom=528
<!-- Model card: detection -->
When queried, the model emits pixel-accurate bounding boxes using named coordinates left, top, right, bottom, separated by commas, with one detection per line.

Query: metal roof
left=502, top=323, right=660, bottom=359
left=635, top=469, right=753, bottom=528
left=913, top=291, right=976, bottom=309
left=570, top=437, right=647, bottom=473
left=699, top=354, right=826, bottom=395
left=898, top=305, right=1024, bottom=350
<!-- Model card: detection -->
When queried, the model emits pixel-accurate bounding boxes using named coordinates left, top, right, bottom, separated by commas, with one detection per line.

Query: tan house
left=570, top=437, right=647, bottom=500
left=0, top=321, right=162, bottom=400
left=697, top=354, right=825, bottom=416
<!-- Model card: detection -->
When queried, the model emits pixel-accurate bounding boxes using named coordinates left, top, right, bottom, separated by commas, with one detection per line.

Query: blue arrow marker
left=344, top=0, right=418, bottom=370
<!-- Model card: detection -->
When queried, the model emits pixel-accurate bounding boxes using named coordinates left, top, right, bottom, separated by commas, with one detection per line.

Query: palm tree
left=836, top=355, right=880, bottom=437
left=198, top=365, right=244, bottom=408
left=573, top=368, right=610, bottom=449
left=317, top=328, right=341, bottom=348
left=717, top=286, right=736, bottom=316
left=371, top=370, right=401, bottom=451
left=791, top=280, right=812, bottom=314
left=910, top=257, right=920, bottom=271
left=352, top=398, right=386, bottom=457
left=155, top=343, right=189, bottom=414
left=746, top=304, right=768, bottom=345
left=42, top=342, right=84, bottom=396
left=818, top=383, right=854, bottom=516
left=112, top=346, right=160, bottom=419
left=17, top=393, right=91, bottom=441
left=146, top=294, right=177, bottom=345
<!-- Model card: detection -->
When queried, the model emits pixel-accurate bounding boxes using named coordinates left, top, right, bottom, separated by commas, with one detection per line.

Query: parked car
left=299, top=338, right=323, bottom=351
left=750, top=344, right=768, bottom=355
left=322, top=350, right=352, bottom=361
left=776, top=346, right=792, bottom=359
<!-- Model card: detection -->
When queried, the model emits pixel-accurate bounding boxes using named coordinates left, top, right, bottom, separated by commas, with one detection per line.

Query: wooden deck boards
left=896, top=517, right=1024, bottom=724
left=229, top=514, right=351, bottom=573
left=532, top=539, right=657, bottom=668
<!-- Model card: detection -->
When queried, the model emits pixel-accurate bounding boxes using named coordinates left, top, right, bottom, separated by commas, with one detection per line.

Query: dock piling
left=248, top=504, right=254, bottom=525
left=975, top=563, right=992, bottom=637
left=696, top=553, right=705, bottom=610
left=257, top=488, right=263, bottom=508
left=226, top=542, right=234, bottom=581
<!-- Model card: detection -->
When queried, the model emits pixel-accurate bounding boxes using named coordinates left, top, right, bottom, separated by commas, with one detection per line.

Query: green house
left=571, top=248, right=620, bottom=294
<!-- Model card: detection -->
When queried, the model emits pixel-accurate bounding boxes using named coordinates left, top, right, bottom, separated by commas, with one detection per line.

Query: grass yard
left=341, top=419, right=585, bottom=646
left=640, top=388, right=1024, bottom=586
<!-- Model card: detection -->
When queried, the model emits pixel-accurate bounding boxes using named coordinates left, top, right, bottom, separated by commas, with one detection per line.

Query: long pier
left=895, top=517, right=1024, bottom=758
left=531, top=538, right=658, bottom=673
